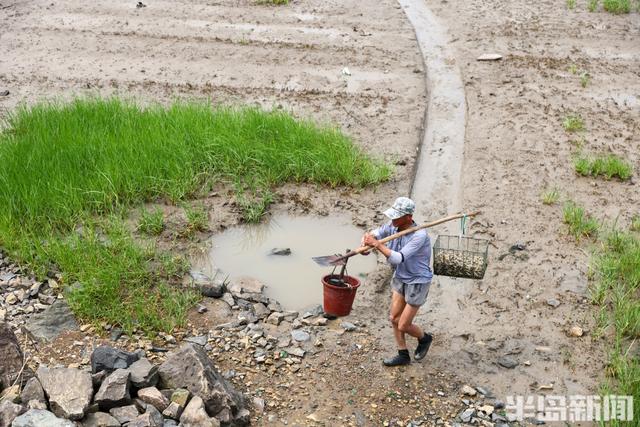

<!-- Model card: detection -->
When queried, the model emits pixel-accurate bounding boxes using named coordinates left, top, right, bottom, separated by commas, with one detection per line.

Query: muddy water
left=193, top=214, right=377, bottom=310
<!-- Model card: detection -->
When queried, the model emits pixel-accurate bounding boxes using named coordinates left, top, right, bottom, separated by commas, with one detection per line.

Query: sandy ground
left=1, top=0, right=639, bottom=425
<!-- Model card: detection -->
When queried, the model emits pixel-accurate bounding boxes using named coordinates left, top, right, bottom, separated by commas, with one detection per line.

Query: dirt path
left=1, top=0, right=639, bottom=426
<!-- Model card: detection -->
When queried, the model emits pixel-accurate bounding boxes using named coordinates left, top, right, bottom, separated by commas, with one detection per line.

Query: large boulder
left=94, top=368, right=131, bottom=410
left=137, top=387, right=169, bottom=412
left=0, top=400, right=26, bottom=427
left=0, top=322, right=23, bottom=389
left=36, top=366, right=93, bottom=420
left=228, top=277, right=264, bottom=295
left=158, top=344, right=246, bottom=425
left=23, top=300, right=78, bottom=342
left=11, top=409, right=75, bottom=427
left=91, top=346, right=140, bottom=374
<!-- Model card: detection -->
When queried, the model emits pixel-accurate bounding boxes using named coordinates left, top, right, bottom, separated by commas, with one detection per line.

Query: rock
left=20, top=377, right=45, bottom=404
left=110, top=328, right=123, bottom=342
left=313, top=317, right=328, bottom=326
left=302, top=305, right=323, bottom=318
left=180, top=396, right=220, bottom=427
left=569, top=326, right=584, bottom=337
left=475, top=386, right=494, bottom=398
left=37, top=365, right=93, bottom=420
left=184, top=335, right=208, bottom=346
left=91, top=345, right=140, bottom=374
left=12, top=409, right=75, bottom=427
left=23, top=300, right=78, bottom=342
left=266, top=312, right=284, bottom=326
left=291, top=330, right=310, bottom=342
left=546, top=298, right=561, bottom=308
left=340, top=321, right=357, bottom=332
left=94, top=368, right=130, bottom=410
left=252, top=397, right=265, bottom=414
left=477, top=53, right=503, bottom=61
left=162, top=401, right=183, bottom=420
left=0, top=309, right=5, bottom=321
left=190, top=270, right=225, bottom=298
left=461, top=385, right=477, bottom=396
left=108, top=405, right=140, bottom=424
left=129, top=358, right=158, bottom=389
left=0, top=90, right=9, bottom=97
left=252, top=303, right=270, bottom=319
left=269, top=248, right=291, bottom=256
left=27, top=400, right=47, bottom=410
left=237, top=311, right=258, bottom=325
left=221, top=293, right=235, bottom=309
left=277, top=336, right=291, bottom=348
left=228, top=277, right=264, bottom=295
left=5, top=293, right=17, bottom=305
left=0, top=322, right=24, bottom=389
left=497, top=356, right=518, bottom=369
left=138, top=387, right=169, bottom=412
left=170, top=389, right=190, bottom=407
left=535, top=346, right=552, bottom=353
left=460, top=408, right=475, bottom=423
left=0, top=400, right=26, bottom=426
left=284, top=347, right=305, bottom=358
left=164, top=420, right=179, bottom=427
left=158, top=344, right=245, bottom=424
left=128, top=410, right=163, bottom=427
left=81, top=412, right=121, bottom=427
left=479, top=404, right=494, bottom=415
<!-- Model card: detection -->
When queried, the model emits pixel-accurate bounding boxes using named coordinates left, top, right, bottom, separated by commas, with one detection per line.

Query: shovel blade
left=312, top=254, right=347, bottom=267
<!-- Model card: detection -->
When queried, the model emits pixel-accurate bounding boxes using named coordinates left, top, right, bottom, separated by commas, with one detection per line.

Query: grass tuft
left=183, top=203, right=209, bottom=235
left=574, top=153, right=633, bottom=180
left=541, top=187, right=560, bottom=205
left=589, top=0, right=599, bottom=11
left=0, top=97, right=390, bottom=332
left=138, top=208, right=164, bottom=236
left=567, top=0, right=577, bottom=9
left=563, top=114, right=585, bottom=132
left=580, top=72, right=590, bottom=88
left=631, top=214, right=640, bottom=232
left=603, top=0, right=631, bottom=13
left=563, top=201, right=599, bottom=240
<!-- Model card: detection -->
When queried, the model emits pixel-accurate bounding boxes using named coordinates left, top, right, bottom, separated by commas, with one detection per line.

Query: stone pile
left=0, top=341, right=250, bottom=427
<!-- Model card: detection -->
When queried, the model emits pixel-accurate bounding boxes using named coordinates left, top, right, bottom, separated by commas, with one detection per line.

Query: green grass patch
left=603, top=0, right=631, bottom=13
left=183, top=203, right=209, bottom=235
left=589, top=0, right=599, bottom=11
left=567, top=0, right=577, bottom=9
left=574, top=153, right=633, bottom=180
left=563, top=114, right=585, bottom=132
left=0, top=97, right=390, bottom=333
left=541, top=187, right=560, bottom=205
left=563, top=201, right=599, bottom=240
left=589, top=229, right=640, bottom=424
left=631, top=215, right=640, bottom=232
left=138, top=208, right=164, bottom=236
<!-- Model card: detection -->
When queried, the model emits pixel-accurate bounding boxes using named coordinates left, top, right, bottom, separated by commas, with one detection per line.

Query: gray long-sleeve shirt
left=372, top=222, right=433, bottom=284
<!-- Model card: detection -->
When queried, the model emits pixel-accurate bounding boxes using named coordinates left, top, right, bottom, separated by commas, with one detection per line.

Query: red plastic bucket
left=322, top=274, right=361, bottom=317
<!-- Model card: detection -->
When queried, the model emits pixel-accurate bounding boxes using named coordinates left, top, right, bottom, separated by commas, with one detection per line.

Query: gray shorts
left=391, top=277, right=430, bottom=307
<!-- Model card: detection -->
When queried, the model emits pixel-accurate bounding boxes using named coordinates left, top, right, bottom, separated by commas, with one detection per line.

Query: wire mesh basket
left=433, top=235, right=489, bottom=279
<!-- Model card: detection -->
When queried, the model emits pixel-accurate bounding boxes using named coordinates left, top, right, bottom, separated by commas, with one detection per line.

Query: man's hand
left=363, top=233, right=380, bottom=249
left=360, top=232, right=378, bottom=255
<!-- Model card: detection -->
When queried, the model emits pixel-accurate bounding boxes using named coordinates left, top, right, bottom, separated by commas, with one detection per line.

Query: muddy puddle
left=192, top=214, right=377, bottom=310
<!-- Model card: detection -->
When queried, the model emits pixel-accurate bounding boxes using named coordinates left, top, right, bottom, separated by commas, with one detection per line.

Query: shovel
left=312, top=211, right=480, bottom=267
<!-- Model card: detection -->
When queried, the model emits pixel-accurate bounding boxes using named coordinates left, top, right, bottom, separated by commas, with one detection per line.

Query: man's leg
left=390, top=290, right=407, bottom=349
left=383, top=290, right=411, bottom=366
left=397, top=303, right=423, bottom=339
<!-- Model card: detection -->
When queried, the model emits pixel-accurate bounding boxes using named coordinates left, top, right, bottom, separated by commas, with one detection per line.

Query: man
left=362, top=196, right=433, bottom=366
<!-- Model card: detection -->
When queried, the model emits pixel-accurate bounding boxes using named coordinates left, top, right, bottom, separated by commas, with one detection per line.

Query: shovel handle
left=344, top=211, right=481, bottom=260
